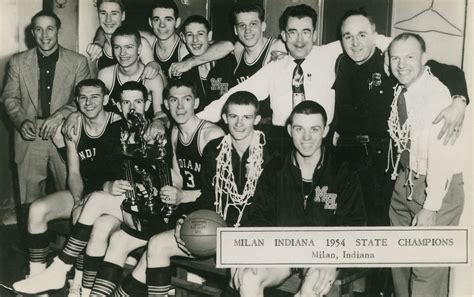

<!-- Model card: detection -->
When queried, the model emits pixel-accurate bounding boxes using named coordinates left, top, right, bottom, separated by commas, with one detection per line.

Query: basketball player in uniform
left=105, top=78, right=224, bottom=296
left=16, top=79, right=120, bottom=295
left=86, top=0, right=161, bottom=79
left=12, top=82, right=155, bottom=295
left=179, top=15, right=237, bottom=113
left=140, top=0, right=189, bottom=80
left=64, top=26, right=167, bottom=141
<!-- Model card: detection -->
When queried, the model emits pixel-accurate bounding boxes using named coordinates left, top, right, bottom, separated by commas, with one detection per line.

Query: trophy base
left=121, top=200, right=168, bottom=239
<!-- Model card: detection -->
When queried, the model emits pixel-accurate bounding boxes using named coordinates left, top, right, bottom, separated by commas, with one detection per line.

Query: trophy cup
left=119, top=110, right=174, bottom=236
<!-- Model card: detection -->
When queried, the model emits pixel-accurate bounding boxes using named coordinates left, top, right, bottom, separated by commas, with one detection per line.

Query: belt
left=337, top=135, right=390, bottom=146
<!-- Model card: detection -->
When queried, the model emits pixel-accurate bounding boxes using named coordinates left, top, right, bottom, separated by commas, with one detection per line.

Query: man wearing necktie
left=197, top=4, right=341, bottom=129
left=387, top=33, right=465, bottom=297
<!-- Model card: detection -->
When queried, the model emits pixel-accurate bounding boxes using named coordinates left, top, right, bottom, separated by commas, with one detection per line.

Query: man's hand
left=71, top=199, right=84, bottom=224
left=160, top=185, right=184, bottom=205
left=433, top=97, right=466, bottom=145
left=296, top=267, right=337, bottom=297
left=62, top=112, right=81, bottom=141
left=412, top=208, right=437, bottom=226
left=174, top=218, right=192, bottom=255
left=39, top=113, right=64, bottom=140
left=169, top=60, right=194, bottom=78
left=144, top=119, right=166, bottom=142
left=103, top=180, right=133, bottom=196
left=269, top=50, right=287, bottom=63
left=86, top=43, right=103, bottom=61
left=19, top=120, right=37, bottom=141
left=229, top=268, right=259, bottom=291
left=141, top=61, right=161, bottom=80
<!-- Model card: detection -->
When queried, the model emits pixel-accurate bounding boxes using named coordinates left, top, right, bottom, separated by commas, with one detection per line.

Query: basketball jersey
left=181, top=53, right=236, bottom=113
left=76, top=112, right=121, bottom=195
left=234, top=37, right=273, bottom=84
left=153, top=36, right=183, bottom=79
left=233, top=38, right=274, bottom=119
left=97, top=48, right=117, bottom=71
left=106, top=64, right=145, bottom=115
left=175, top=120, right=207, bottom=191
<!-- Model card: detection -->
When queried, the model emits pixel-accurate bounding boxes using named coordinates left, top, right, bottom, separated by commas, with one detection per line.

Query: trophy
left=119, top=110, right=174, bottom=236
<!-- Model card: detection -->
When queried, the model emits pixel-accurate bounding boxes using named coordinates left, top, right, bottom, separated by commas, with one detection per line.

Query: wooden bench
left=170, top=257, right=367, bottom=297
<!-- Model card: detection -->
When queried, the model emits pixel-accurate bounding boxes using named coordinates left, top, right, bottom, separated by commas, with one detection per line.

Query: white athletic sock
left=29, top=261, right=47, bottom=276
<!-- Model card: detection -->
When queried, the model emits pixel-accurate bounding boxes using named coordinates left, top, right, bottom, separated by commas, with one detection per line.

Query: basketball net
left=387, top=84, right=414, bottom=199
left=214, top=131, right=265, bottom=227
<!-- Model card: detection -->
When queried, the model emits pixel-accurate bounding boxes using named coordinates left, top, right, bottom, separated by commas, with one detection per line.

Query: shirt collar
left=291, top=145, right=326, bottom=172
left=404, top=66, right=430, bottom=96
left=37, top=47, right=60, bottom=63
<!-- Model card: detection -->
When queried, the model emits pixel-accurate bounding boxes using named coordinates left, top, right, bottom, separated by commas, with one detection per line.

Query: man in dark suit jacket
left=2, top=10, right=90, bottom=205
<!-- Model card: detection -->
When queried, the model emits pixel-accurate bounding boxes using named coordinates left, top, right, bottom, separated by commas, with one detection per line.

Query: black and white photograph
left=0, top=0, right=471, bottom=296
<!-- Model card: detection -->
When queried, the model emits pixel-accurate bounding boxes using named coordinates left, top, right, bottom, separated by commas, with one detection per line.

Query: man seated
left=228, top=101, right=367, bottom=297
left=110, top=91, right=273, bottom=296
left=12, top=81, right=158, bottom=295
left=89, top=78, right=224, bottom=296
left=21, top=79, right=121, bottom=295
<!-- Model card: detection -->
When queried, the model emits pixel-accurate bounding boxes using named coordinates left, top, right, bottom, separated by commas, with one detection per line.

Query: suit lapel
left=51, top=46, right=72, bottom=107
left=22, top=48, right=39, bottom=112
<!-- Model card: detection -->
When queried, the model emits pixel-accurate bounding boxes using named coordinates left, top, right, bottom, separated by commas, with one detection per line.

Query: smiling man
left=139, top=0, right=189, bottom=79
left=227, top=101, right=366, bottom=297
left=178, top=15, right=237, bottom=113
left=387, top=33, right=465, bottom=297
left=12, top=81, right=159, bottom=296
left=98, top=25, right=165, bottom=118
left=86, top=0, right=162, bottom=79
left=102, top=78, right=224, bottom=296
left=196, top=4, right=341, bottom=128
left=109, top=91, right=271, bottom=296
left=2, top=10, right=90, bottom=208
left=12, top=79, right=120, bottom=296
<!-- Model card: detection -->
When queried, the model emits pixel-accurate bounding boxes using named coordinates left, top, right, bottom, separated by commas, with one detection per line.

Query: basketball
left=180, top=210, right=227, bottom=257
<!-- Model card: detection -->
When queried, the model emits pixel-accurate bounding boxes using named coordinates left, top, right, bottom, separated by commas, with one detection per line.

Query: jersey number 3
left=184, top=170, right=195, bottom=188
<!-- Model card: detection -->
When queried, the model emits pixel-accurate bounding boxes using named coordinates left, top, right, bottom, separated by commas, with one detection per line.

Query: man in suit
left=2, top=10, right=90, bottom=205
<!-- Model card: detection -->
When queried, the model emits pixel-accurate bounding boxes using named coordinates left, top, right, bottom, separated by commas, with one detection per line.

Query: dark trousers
left=336, top=143, right=394, bottom=226
left=336, top=141, right=395, bottom=296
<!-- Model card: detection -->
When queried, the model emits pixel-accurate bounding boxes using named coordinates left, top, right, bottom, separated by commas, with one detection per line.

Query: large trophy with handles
left=119, top=110, right=175, bottom=237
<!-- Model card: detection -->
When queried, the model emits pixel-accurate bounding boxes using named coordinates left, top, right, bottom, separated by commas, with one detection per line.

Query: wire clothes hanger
left=394, top=0, right=464, bottom=37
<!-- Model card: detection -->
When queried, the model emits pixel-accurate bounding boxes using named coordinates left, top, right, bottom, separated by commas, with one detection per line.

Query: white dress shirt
left=198, top=42, right=342, bottom=126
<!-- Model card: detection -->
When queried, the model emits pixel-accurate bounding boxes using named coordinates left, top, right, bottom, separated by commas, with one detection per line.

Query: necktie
left=292, top=59, right=305, bottom=107
left=397, top=87, right=410, bottom=169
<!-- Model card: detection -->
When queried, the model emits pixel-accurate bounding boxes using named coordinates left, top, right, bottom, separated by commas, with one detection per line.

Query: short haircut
left=75, top=79, right=108, bottom=97
left=222, top=91, right=260, bottom=115
left=31, top=10, right=61, bottom=29
left=163, top=78, right=198, bottom=99
left=287, top=101, right=327, bottom=126
left=150, top=0, right=179, bottom=19
left=97, top=0, right=124, bottom=12
left=118, top=81, right=148, bottom=102
left=337, top=9, right=376, bottom=40
left=389, top=32, right=426, bottom=53
left=111, top=25, right=141, bottom=48
left=279, top=4, right=317, bottom=31
left=181, top=15, right=210, bottom=33
left=231, top=3, right=265, bottom=25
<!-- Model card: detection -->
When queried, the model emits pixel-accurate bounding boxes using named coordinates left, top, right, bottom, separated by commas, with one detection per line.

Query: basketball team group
left=2, top=0, right=469, bottom=296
